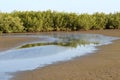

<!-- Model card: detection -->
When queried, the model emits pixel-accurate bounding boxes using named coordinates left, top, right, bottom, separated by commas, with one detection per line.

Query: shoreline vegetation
left=0, top=10, right=120, bottom=34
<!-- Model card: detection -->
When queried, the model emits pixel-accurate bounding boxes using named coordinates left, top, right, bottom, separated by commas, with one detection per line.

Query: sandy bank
left=0, top=36, right=40, bottom=52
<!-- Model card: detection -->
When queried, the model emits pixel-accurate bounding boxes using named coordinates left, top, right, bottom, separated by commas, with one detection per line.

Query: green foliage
left=107, top=13, right=120, bottom=29
left=0, top=31, right=2, bottom=35
left=0, top=14, right=24, bottom=33
left=0, top=10, right=120, bottom=33
left=77, top=14, right=95, bottom=30
left=92, top=12, right=107, bottom=30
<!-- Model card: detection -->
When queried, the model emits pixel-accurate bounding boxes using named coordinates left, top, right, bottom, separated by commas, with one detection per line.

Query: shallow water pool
left=0, top=33, right=118, bottom=80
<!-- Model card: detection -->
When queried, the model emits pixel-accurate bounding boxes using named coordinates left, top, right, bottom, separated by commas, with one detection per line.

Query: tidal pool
left=0, top=33, right=118, bottom=80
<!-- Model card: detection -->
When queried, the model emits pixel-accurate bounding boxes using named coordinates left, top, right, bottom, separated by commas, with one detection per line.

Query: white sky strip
left=0, top=0, right=120, bottom=13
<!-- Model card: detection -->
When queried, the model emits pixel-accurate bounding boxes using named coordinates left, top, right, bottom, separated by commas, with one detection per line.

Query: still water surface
left=0, top=33, right=118, bottom=80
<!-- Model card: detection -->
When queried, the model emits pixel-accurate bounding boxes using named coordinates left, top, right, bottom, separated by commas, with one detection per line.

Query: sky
left=0, top=0, right=120, bottom=14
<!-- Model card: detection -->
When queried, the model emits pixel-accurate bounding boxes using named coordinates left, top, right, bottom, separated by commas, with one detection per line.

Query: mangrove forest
left=0, top=10, right=120, bottom=33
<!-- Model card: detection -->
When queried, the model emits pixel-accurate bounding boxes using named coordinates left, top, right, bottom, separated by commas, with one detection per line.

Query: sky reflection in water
left=0, top=33, right=118, bottom=80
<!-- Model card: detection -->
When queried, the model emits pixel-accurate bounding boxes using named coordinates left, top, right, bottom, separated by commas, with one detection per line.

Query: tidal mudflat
left=0, top=32, right=119, bottom=80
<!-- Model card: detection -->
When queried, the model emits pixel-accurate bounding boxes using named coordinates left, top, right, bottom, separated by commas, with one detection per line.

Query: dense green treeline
left=0, top=10, right=120, bottom=33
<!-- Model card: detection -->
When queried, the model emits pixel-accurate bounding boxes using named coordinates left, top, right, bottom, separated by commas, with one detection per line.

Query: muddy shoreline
left=0, top=30, right=120, bottom=80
